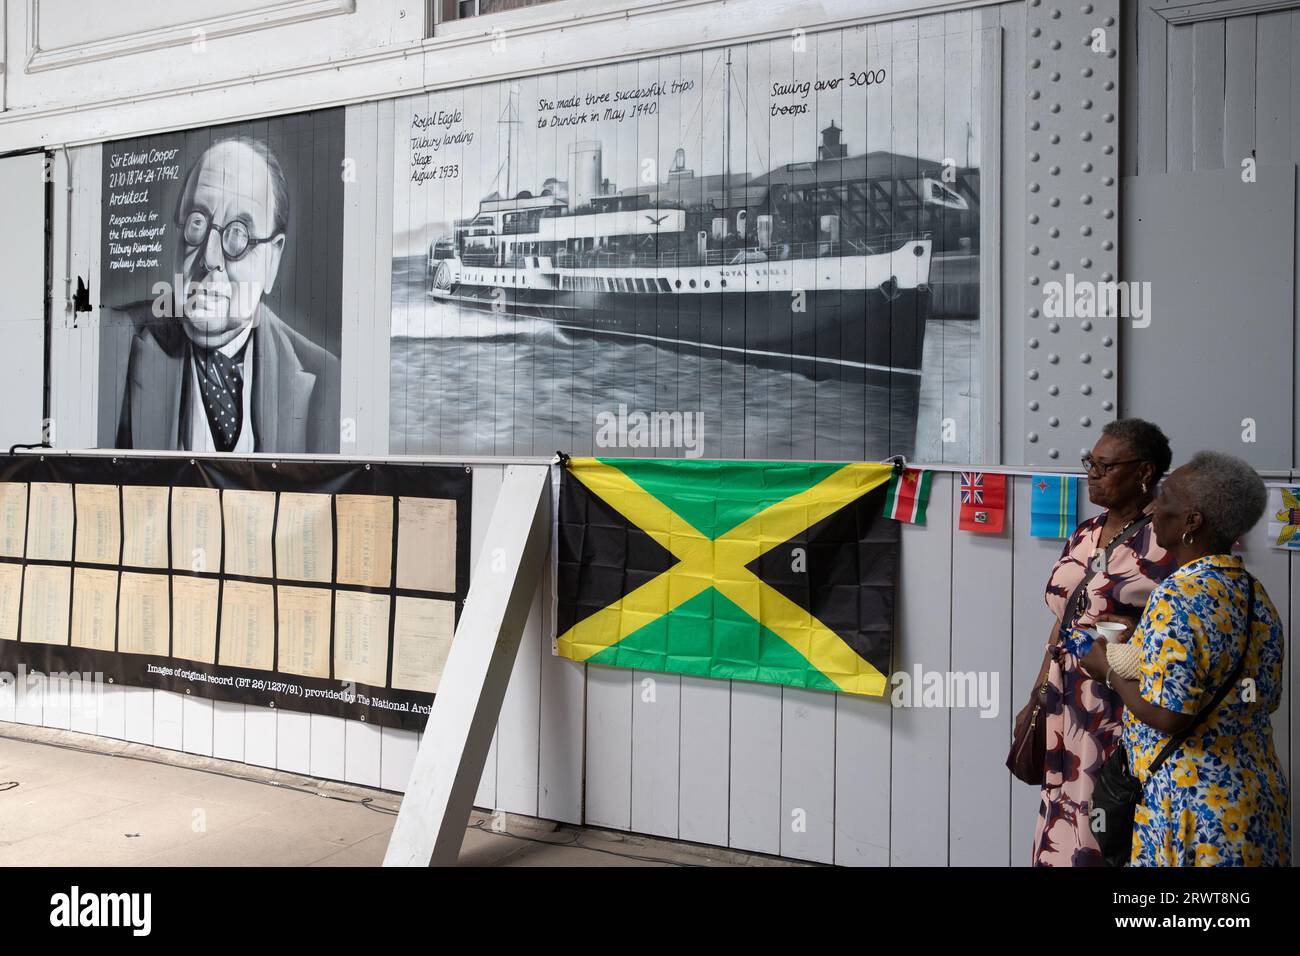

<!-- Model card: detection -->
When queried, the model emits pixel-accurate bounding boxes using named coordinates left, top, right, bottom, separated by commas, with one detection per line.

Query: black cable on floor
left=465, top=819, right=705, bottom=867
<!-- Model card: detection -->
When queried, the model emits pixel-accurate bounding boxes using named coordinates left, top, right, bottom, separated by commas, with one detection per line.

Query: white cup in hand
left=1095, top=621, right=1128, bottom=644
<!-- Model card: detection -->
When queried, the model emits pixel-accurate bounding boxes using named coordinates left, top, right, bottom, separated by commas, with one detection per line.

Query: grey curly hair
left=1179, top=451, right=1267, bottom=547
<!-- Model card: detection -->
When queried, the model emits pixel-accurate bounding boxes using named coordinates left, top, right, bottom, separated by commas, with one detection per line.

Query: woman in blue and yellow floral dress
left=1082, top=451, right=1291, bottom=866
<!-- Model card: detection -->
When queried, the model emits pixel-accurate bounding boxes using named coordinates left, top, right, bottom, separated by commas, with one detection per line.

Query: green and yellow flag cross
left=555, top=458, right=899, bottom=696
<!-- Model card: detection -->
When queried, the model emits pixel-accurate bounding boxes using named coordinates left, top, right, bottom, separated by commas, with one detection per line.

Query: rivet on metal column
left=1023, top=0, right=1120, bottom=464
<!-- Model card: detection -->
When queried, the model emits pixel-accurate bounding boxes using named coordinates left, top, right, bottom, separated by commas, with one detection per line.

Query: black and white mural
left=390, top=23, right=988, bottom=461
left=98, top=108, right=344, bottom=454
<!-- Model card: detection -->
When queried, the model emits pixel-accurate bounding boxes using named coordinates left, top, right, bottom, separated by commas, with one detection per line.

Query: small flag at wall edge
left=883, top=467, right=932, bottom=524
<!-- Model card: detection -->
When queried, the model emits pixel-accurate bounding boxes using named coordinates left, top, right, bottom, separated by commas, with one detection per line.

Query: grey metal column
left=1022, top=0, right=1121, bottom=464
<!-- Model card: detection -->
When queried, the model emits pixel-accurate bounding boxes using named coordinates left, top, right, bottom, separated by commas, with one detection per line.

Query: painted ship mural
left=427, top=78, right=978, bottom=379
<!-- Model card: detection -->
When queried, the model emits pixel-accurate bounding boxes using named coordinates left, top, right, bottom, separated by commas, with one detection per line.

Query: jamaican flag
left=555, top=458, right=899, bottom=696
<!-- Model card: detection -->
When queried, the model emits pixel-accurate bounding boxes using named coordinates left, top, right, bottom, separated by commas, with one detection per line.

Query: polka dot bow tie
left=194, top=343, right=249, bottom=452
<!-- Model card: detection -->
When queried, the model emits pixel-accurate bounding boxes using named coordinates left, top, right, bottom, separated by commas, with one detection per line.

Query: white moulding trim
left=1151, top=0, right=1300, bottom=23
left=1, top=0, right=1001, bottom=149
left=25, top=0, right=357, bottom=73
left=424, top=0, right=1000, bottom=53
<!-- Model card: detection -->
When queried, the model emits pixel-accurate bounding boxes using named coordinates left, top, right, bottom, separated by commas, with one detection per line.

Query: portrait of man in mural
left=108, top=129, right=341, bottom=454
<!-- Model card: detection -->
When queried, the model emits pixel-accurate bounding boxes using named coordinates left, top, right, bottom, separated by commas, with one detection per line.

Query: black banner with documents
left=0, top=454, right=471, bottom=730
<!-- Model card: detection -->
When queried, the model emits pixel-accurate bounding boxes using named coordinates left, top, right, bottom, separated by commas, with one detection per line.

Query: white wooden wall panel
left=182, top=696, right=214, bottom=756
left=585, top=665, right=634, bottom=830
left=537, top=552, right=584, bottom=826
left=495, top=583, right=544, bottom=817
left=309, top=715, right=347, bottom=782
left=630, top=671, right=681, bottom=839
left=276, top=710, right=312, bottom=774
left=14, top=672, right=43, bottom=725
left=779, top=688, right=836, bottom=864
left=0, top=152, right=47, bottom=453
left=890, top=472, right=953, bottom=865
left=154, top=690, right=184, bottom=751
left=678, top=675, right=730, bottom=847
left=834, top=689, right=891, bottom=866
left=122, top=686, right=153, bottom=744
left=244, top=705, right=277, bottom=768
left=727, top=681, right=783, bottom=855
left=98, top=683, right=126, bottom=740
left=948, top=479, right=1013, bottom=866
left=48, top=144, right=102, bottom=451
left=1007, top=475, right=1064, bottom=866
left=345, top=722, right=384, bottom=789
left=345, top=721, right=383, bottom=789
left=380, top=726, right=420, bottom=792
left=43, top=675, right=71, bottom=730
left=0, top=671, right=16, bottom=724
left=212, top=701, right=246, bottom=762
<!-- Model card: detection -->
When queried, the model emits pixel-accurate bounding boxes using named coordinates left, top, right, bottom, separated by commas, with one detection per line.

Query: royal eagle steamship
left=427, top=80, right=973, bottom=377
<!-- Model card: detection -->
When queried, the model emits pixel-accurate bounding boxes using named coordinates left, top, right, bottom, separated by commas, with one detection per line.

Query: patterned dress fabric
left=1032, top=513, right=1173, bottom=866
left=1123, top=555, right=1291, bottom=866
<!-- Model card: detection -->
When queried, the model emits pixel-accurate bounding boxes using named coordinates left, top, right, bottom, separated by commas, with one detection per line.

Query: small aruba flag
left=1030, top=474, right=1078, bottom=539
left=882, top=468, right=932, bottom=524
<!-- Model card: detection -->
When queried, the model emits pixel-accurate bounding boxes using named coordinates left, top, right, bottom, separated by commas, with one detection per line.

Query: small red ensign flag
left=958, top=472, right=1007, bottom=534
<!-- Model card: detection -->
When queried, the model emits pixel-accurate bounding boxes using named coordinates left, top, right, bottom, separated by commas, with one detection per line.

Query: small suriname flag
left=882, top=467, right=932, bottom=524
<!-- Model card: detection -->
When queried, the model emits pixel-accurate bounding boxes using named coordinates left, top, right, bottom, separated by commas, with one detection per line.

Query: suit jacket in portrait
left=114, top=302, right=340, bottom=454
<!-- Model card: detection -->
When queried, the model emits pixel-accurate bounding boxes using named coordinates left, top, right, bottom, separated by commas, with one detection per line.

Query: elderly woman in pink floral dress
left=1021, top=419, right=1175, bottom=866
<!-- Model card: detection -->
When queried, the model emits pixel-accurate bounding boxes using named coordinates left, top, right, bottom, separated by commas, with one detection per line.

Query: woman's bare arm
left=1079, top=642, right=1196, bottom=735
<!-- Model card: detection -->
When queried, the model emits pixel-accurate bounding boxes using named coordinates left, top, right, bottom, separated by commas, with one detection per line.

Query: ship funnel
left=567, top=141, right=603, bottom=209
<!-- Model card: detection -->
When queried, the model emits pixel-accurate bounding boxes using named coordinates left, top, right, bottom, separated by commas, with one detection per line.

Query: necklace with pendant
left=1102, top=515, right=1140, bottom=551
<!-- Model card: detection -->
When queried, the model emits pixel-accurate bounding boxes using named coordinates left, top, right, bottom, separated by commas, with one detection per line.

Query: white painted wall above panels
left=0, top=152, right=47, bottom=450
left=0, top=0, right=1005, bottom=151
left=0, top=0, right=420, bottom=146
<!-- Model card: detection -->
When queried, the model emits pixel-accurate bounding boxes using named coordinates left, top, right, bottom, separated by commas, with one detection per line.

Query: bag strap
left=1060, top=513, right=1152, bottom=633
left=1148, top=571, right=1256, bottom=777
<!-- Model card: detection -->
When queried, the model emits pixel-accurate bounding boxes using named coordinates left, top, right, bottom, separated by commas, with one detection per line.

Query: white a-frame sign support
left=384, top=464, right=552, bottom=867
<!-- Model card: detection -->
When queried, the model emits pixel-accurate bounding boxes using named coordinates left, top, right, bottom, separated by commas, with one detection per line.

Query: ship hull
left=434, top=285, right=931, bottom=378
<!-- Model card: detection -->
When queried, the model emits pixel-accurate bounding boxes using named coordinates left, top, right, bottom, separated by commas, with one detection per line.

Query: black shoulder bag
left=1091, top=573, right=1255, bottom=867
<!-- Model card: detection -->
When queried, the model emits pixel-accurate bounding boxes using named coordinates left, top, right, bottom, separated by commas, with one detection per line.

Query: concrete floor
left=0, top=727, right=800, bottom=867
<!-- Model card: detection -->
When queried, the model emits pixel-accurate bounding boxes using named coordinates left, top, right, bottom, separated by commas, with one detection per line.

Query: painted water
left=388, top=254, right=978, bottom=461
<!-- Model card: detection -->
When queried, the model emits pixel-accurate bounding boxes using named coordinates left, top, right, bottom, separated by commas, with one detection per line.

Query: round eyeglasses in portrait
left=178, top=208, right=281, bottom=262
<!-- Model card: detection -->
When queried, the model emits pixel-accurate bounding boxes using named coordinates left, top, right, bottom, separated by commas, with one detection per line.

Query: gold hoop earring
left=1181, top=531, right=1194, bottom=546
